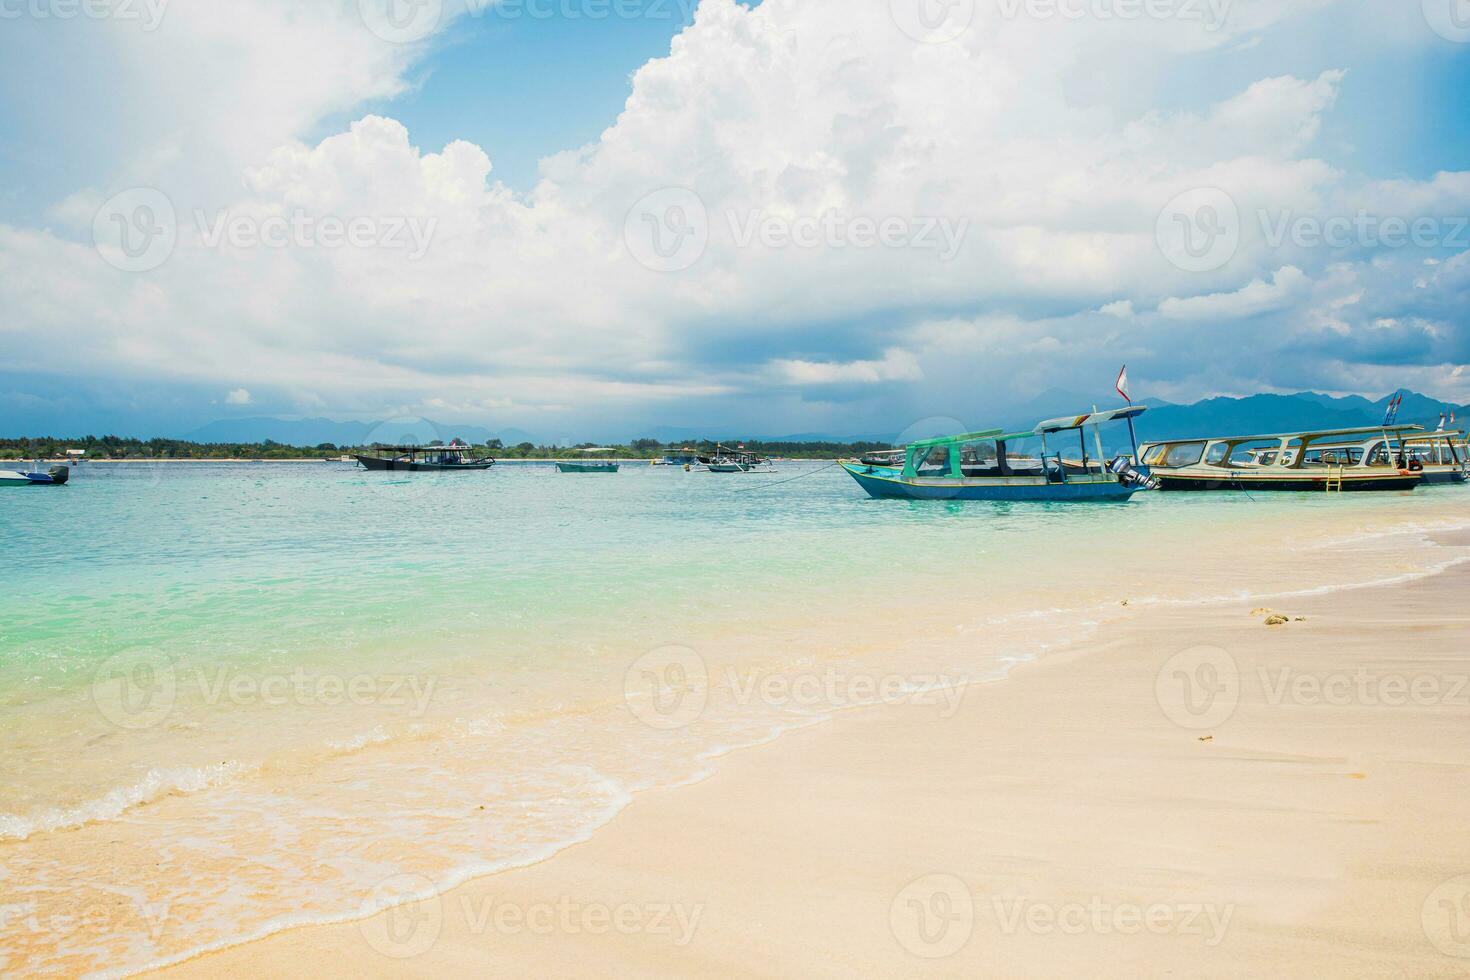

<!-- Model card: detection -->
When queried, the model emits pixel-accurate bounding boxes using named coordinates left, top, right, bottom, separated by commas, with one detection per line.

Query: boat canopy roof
left=372, top=444, right=478, bottom=453
left=1402, top=429, right=1465, bottom=442
left=1142, top=423, right=1423, bottom=447
left=908, top=406, right=1147, bottom=450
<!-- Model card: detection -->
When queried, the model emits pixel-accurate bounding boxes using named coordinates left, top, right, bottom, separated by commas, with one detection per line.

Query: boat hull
left=354, top=455, right=494, bottom=472
left=556, top=462, right=620, bottom=473
left=840, top=464, right=1139, bottom=501
left=1153, top=472, right=1420, bottom=492
left=1416, top=468, right=1468, bottom=485
left=0, top=467, right=69, bottom=486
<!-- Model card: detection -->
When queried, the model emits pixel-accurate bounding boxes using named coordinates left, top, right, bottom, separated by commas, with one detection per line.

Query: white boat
left=1, top=464, right=70, bottom=487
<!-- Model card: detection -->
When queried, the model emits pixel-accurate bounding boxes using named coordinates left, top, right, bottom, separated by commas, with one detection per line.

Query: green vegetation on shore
left=0, top=435, right=895, bottom=461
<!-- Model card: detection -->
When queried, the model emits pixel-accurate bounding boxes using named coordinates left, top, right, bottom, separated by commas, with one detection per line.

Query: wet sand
left=146, top=530, right=1470, bottom=978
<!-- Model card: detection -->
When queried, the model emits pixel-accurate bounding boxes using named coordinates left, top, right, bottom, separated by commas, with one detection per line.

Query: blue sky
left=1, top=0, right=1469, bottom=440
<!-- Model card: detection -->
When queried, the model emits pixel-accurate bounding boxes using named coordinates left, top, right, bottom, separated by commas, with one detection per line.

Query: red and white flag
left=1115, top=366, right=1132, bottom=404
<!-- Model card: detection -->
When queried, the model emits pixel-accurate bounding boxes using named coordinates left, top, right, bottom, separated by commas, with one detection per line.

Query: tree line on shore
left=0, top=435, right=896, bottom=461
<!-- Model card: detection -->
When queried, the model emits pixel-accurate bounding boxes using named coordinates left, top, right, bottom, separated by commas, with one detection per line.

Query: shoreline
left=144, top=526, right=1470, bottom=978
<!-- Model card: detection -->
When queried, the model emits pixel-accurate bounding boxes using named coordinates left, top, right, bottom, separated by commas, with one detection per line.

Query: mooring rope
left=732, top=460, right=845, bottom=493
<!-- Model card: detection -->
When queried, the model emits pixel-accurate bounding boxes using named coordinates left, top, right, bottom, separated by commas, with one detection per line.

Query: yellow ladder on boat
left=1324, top=465, right=1344, bottom=493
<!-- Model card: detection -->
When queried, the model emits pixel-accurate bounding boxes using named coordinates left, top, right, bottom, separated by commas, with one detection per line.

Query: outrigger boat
left=354, top=443, right=495, bottom=472
left=1137, top=425, right=1424, bottom=492
left=705, top=445, right=774, bottom=474
left=841, top=406, right=1153, bottom=501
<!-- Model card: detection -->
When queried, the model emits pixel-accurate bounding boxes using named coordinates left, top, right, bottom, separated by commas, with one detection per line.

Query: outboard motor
left=1109, top=456, right=1159, bottom=491
left=47, top=465, right=70, bottom=485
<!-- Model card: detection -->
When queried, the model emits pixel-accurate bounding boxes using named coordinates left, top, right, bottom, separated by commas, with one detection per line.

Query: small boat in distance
left=841, top=406, right=1151, bottom=501
left=705, top=445, right=774, bottom=473
left=1138, top=425, right=1425, bottom=492
left=556, top=449, right=620, bottom=474
left=354, top=442, right=495, bottom=472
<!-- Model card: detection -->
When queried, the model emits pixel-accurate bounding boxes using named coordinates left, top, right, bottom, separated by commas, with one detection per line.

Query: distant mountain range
left=179, top=391, right=1466, bottom=448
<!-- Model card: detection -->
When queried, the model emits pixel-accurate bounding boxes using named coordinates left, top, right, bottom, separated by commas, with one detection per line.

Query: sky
left=1, top=0, right=1469, bottom=441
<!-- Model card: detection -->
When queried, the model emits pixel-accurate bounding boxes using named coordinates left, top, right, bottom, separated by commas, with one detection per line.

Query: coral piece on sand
left=1251, top=607, right=1273, bottom=617
left=1265, top=615, right=1289, bottom=626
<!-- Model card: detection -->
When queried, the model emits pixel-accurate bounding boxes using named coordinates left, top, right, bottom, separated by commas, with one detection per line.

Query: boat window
left=1161, top=442, right=1206, bottom=468
left=1366, top=444, right=1391, bottom=466
left=1205, top=443, right=1230, bottom=465
left=999, top=435, right=1047, bottom=476
left=959, top=440, right=1002, bottom=476
left=915, top=445, right=952, bottom=476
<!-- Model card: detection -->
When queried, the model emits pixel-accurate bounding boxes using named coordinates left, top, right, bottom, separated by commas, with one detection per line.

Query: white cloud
left=225, top=388, right=252, bottom=405
left=1158, top=266, right=1311, bottom=319
left=770, top=349, right=923, bottom=385
left=1, top=0, right=1468, bottom=434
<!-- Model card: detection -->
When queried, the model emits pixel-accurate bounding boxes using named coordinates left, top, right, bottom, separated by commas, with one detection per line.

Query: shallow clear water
left=1, top=461, right=1466, bottom=976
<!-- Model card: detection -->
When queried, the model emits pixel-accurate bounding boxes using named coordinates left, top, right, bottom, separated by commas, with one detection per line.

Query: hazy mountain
left=1136, top=390, right=1464, bottom=444
left=172, top=390, right=1466, bottom=449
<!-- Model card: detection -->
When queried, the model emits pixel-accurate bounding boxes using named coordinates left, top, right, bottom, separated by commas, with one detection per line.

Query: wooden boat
left=556, top=449, right=620, bottom=473
left=1137, top=425, right=1424, bottom=492
left=1398, top=429, right=1469, bottom=484
left=556, top=461, right=620, bottom=473
left=0, top=464, right=69, bottom=487
left=354, top=444, right=495, bottom=472
left=841, top=406, right=1152, bottom=501
left=705, top=445, right=773, bottom=473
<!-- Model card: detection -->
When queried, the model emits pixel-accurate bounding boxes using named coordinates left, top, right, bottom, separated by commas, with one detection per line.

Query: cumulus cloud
left=1, top=0, right=1467, bottom=436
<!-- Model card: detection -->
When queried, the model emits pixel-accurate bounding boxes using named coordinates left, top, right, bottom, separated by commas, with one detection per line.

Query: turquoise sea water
left=2, top=461, right=1467, bottom=975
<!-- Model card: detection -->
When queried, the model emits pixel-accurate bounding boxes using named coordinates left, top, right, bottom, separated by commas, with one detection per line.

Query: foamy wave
left=0, top=763, right=251, bottom=841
